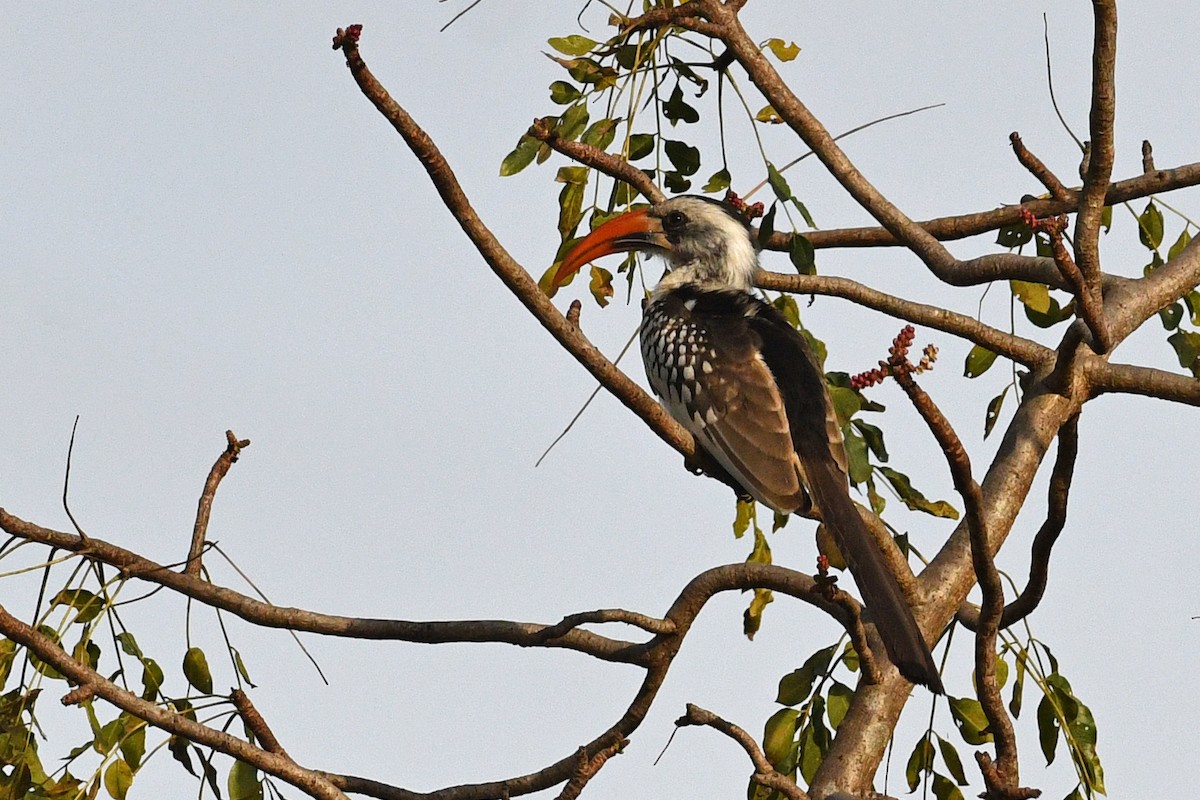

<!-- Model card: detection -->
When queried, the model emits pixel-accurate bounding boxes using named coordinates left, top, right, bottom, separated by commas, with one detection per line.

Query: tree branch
left=186, top=430, right=249, bottom=578
left=958, top=415, right=1079, bottom=632
left=331, top=26, right=700, bottom=472
left=675, top=704, right=809, bottom=800
left=755, top=270, right=1052, bottom=367
left=1089, top=361, right=1200, bottom=406
left=0, top=603, right=348, bottom=800
left=1009, top=132, right=1071, bottom=202
left=528, top=118, right=663, bottom=203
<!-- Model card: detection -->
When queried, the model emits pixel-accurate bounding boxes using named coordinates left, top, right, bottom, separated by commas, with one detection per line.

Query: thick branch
left=759, top=160, right=1200, bottom=254
left=0, top=604, right=347, bottom=800
left=0, top=508, right=644, bottom=665
left=755, top=270, right=1052, bottom=367
left=1089, top=361, right=1200, bottom=406
left=1073, top=0, right=1118, bottom=290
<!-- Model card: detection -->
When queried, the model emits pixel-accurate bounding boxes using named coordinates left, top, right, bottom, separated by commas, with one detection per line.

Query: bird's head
left=552, top=195, right=759, bottom=294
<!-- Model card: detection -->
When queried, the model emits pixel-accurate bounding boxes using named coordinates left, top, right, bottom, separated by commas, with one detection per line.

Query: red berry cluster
left=849, top=325, right=939, bottom=389
left=723, top=190, right=765, bottom=222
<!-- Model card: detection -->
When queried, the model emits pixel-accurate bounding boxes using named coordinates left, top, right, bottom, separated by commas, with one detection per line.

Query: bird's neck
left=653, top=236, right=759, bottom=298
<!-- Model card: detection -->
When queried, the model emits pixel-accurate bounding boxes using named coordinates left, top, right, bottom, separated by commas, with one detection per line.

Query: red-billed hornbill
left=556, top=195, right=942, bottom=692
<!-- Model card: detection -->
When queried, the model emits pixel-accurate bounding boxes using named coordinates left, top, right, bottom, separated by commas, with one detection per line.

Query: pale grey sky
left=3, top=2, right=1198, bottom=797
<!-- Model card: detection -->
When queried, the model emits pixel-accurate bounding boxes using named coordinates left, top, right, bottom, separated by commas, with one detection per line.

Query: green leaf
left=182, top=647, right=213, bottom=695
left=556, top=173, right=587, bottom=240
left=776, top=645, right=836, bottom=705
left=755, top=104, right=782, bottom=124
left=1025, top=296, right=1073, bottom=328
left=1168, top=227, right=1193, bottom=261
left=757, top=203, right=777, bottom=249
left=662, top=84, right=699, bottom=126
left=103, top=758, right=133, bottom=800
left=931, top=772, right=965, bottom=800
left=95, top=718, right=123, bottom=756
left=1037, top=693, right=1060, bottom=764
left=948, top=695, right=993, bottom=745
left=1159, top=301, right=1184, bottom=330
left=51, top=589, right=104, bottom=623
left=762, top=708, right=800, bottom=771
left=0, top=639, right=15, bottom=687
left=1010, top=280, right=1051, bottom=314
left=499, top=135, right=539, bottom=177
left=984, top=386, right=1009, bottom=439
left=118, top=714, right=145, bottom=770
left=827, top=386, right=862, bottom=427
left=548, top=80, right=581, bottom=105
left=732, top=499, right=755, bottom=539
left=1184, top=290, right=1200, bottom=326
left=547, top=35, right=597, bottom=56
left=996, top=222, right=1032, bottom=248
left=766, top=162, right=794, bottom=202
left=936, top=734, right=968, bottom=785
left=789, top=234, right=815, bottom=274
left=878, top=466, right=959, bottom=519
left=663, top=139, right=700, bottom=176
left=702, top=167, right=731, bottom=193
left=228, top=759, right=263, bottom=800
left=851, top=419, right=888, bottom=462
left=114, top=632, right=142, bottom=658
left=763, top=38, right=801, bottom=61
left=791, top=198, right=816, bottom=229
left=663, top=171, right=691, bottom=193
left=905, top=735, right=935, bottom=791
left=581, top=118, right=618, bottom=151
left=232, top=649, right=255, bottom=689
left=1009, top=647, right=1026, bottom=718
left=588, top=265, right=614, bottom=308
left=772, top=294, right=801, bottom=329
left=743, top=586, right=773, bottom=640
left=168, top=736, right=197, bottom=777
left=798, top=717, right=823, bottom=783
left=1138, top=200, right=1164, bottom=250
left=555, top=103, right=590, bottom=142
left=841, top=641, right=859, bottom=672
left=963, top=344, right=998, bottom=378
left=29, top=625, right=65, bottom=680
left=73, top=638, right=101, bottom=670
left=842, top=425, right=871, bottom=486
left=994, top=653, right=1009, bottom=690
left=136, top=657, right=162, bottom=701
left=1100, top=204, right=1113, bottom=232
left=1167, top=330, right=1200, bottom=377
left=626, top=133, right=655, bottom=161
left=826, top=681, right=852, bottom=729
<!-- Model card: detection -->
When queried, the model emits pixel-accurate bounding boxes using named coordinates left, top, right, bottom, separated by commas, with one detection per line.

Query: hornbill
left=555, top=195, right=943, bottom=693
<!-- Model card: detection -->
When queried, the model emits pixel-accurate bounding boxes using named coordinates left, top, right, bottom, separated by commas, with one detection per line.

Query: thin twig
left=62, top=416, right=91, bottom=547
left=1009, top=132, right=1071, bottom=202
left=232, top=689, right=291, bottom=759
left=186, top=430, right=250, bottom=578
left=675, top=704, right=809, bottom=800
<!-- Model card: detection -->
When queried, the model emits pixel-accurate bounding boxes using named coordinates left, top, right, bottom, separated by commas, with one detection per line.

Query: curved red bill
left=549, top=208, right=662, bottom=292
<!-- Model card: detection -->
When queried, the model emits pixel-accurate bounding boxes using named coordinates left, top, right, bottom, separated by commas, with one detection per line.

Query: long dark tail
left=805, top=456, right=944, bottom=693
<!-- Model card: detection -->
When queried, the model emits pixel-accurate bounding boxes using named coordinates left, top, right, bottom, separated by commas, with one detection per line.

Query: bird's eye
left=662, top=210, right=688, bottom=233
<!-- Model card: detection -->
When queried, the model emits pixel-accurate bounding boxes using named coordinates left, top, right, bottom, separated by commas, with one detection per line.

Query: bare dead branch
left=1141, top=140, right=1155, bottom=173
left=0, top=603, right=348, bottom=800
left=1010, top=132, right=1071, bottom=202
left=675, top=704, right=808, bottom=800
left=186, top=430, right=250, bottom=578
left=232, top=688, right=291, bottom=759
